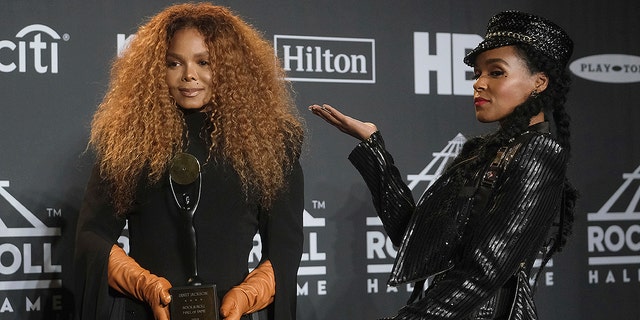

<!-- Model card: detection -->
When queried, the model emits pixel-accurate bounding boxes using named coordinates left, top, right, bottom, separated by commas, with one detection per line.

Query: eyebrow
left=165, top=51, right=210, bottom=60
left=482, top=57, right=509, bottom=66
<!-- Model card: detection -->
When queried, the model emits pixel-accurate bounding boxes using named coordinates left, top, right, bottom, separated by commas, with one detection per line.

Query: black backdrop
left=1, top=1, right=639, bottom=319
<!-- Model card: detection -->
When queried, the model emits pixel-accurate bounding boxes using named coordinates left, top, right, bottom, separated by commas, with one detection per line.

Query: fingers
left=158, top=278, right=172, bottom=305
left=308, top=103, right=378, bottom=141
left=220, top=302, right=242, bottom=320
left=150, top=278, right=171, bottom=320
left=220, top=289, right=245, bottom=320
left=308, top=104, right=337, bottom=124
left=152, top=304, right=170, bottom=320
left=308, top=104, right=351, bottom=128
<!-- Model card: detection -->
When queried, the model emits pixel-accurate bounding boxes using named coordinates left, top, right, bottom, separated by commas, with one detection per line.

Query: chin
left=178, top=103, right=207, bottom=110
left=475, top=115, right=492, bottom=123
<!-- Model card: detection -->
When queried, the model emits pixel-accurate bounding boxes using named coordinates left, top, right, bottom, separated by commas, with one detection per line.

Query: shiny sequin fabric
left=464, top=11, right=573, bottom=67
left=348, top=123, right=567, bottom=320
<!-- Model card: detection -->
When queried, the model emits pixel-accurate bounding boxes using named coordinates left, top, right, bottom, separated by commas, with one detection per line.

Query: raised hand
left=308, top=104, right=377, bottom=141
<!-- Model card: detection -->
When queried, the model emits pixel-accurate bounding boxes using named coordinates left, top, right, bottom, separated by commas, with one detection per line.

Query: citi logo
left=0, top=24, right=69, bottom=74
left=570, top=54, right=640, bottom=83
left=274, top=35, right=375, bottom=83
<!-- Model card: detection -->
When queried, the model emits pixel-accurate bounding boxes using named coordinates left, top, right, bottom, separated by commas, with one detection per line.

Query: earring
left=530, top=90, right=539, bottom=99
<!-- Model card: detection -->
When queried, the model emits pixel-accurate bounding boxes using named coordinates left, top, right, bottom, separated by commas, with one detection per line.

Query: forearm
left=349, top=131, right=415, bottom=244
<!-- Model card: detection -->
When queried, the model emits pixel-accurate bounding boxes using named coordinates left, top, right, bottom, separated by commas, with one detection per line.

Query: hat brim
left=463, top=36, right=525, bottom=67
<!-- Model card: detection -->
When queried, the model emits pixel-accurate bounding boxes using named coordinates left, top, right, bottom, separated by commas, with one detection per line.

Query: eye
left=166, top=60, right=180, bottom=68
left=198, top=60, right=210, bottom=66
left=489, top=70, right=505, bottom=77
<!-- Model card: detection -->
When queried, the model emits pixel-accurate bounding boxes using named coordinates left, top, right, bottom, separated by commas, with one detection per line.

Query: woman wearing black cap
left=309, top=11, right=577, bottom=320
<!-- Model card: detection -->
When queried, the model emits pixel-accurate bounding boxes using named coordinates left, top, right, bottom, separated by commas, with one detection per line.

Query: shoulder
left=512, top=131, right=565, bottom=157
left=505, top=131, right=568, bottom=177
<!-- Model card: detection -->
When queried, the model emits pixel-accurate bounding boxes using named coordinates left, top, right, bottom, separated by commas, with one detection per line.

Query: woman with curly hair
left=310, top=11, right=577, bottom=320
left=75, top=3, right=304, bottom=320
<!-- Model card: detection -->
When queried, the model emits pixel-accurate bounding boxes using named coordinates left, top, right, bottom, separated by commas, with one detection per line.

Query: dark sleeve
left=74, top=165, right=127, bottom=319
left=348, top=131, right=416, bottom=246
left=263, top=160, right=304, bottom=320
left=394, top=135, right=567, bottom=319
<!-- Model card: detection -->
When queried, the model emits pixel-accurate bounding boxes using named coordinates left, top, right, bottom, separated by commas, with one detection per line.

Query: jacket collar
left=528, top=121, right=550, bottom=134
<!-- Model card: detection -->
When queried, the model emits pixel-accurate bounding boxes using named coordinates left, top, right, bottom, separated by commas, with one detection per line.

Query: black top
left=349, top=123, right=566, bottom=319
left=74, top=111, right=304, bottom=320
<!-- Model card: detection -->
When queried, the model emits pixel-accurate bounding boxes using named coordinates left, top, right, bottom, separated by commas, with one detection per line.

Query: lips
left=474, top=97, right=489, bottom=107
left=179, top=88, right=203, bottom=97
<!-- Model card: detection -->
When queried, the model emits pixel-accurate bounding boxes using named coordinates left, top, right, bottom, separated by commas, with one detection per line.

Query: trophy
left=168, top=153, right=219, bottom=320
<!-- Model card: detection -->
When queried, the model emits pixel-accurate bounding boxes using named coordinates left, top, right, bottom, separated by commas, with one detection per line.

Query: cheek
left=165, top=69, right=184, bottom=85
left=165, top=73, right=175, bottom=88
left=499, top=82, right=530, bottom=105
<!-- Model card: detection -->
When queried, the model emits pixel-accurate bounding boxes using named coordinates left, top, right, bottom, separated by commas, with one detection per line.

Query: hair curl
left=90, top=3, right=304, bottom=215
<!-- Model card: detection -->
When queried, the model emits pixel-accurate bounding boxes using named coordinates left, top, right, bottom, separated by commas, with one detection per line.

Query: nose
left=182, top=65, right=198, bottom=82
left=473, top=75, right=487, bottom=92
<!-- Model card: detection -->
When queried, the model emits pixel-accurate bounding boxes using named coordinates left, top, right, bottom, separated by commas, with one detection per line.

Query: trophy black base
left=170, top=284, right=219, bottom=320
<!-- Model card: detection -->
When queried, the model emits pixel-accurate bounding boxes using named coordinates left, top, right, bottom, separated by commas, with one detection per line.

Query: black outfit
left=75, top=111, right=304, bottom=320
left=349, top=122, right=566, bottom=320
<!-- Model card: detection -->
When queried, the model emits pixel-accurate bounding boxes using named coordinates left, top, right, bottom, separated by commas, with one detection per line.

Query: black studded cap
left=464, top=10, right=573, bottom=67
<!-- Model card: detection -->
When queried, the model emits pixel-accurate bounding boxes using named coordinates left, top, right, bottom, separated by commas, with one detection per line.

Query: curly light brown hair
left=90, top=3, right=304, bottom=215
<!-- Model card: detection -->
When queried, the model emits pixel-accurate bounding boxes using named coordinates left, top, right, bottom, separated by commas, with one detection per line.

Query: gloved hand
left=220, top=260, right=275, bottom=320
left=108, top=244, right=172, bottom=320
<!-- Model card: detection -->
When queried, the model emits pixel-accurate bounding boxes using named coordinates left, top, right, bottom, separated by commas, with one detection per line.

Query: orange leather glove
left=220, top=260, right=275, bottom=320
left=108, top=244, right=172, bottom=320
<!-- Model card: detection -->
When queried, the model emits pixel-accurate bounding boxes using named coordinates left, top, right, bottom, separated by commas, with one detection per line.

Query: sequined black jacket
left=349, top=123, right=566, bottom=320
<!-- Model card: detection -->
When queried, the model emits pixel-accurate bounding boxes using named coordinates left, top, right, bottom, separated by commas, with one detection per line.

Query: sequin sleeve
left=348, top=131, right=416, bottom=246
left=394, top=134, right=566, bottom=319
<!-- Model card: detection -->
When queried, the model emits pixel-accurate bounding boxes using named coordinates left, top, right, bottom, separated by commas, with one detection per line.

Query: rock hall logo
left=119, top=207, right=328, bottom=297
left=274, top=35, right=375, bottom=83
left=246, top=209, right=327, bottom=297
left=570, top=54, right=640, bottom=83
left=0, top=180, right=64, bottom=315
left=366, top=134, right=466, bottom=294
left=587, top=164, right=640, bottom=284
left=0, top=24, right=69, bottom=74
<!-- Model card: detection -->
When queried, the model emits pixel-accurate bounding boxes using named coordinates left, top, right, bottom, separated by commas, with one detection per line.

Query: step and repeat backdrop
left=1, top=1, right=639, bottom=319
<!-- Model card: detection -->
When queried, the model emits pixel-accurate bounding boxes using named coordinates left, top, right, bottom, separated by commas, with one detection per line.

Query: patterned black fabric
left=349, top=123, right=566, bottom=320
left=463, top=11, right=573, bottom=67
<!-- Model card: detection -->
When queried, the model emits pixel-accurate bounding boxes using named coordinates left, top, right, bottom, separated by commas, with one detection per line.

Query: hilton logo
left=274, top=35, right=375, bottom=83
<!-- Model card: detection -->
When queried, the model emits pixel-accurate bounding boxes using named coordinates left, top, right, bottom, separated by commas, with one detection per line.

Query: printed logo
left=274, top=35, right=375, bottom=83
left=587, top=164, right=640, bottom=284
left=414, top=32, right=482, bottom=95
left=297, top=209, right=328, bottom=296
left=570, top=54, right=640, bottom=83
left=249, top=208, right=328, bottom=296
left=0, top=24, right=69, bottom=74
left=117, top=33, right=135, bottom=57
left=366, top=134, right=465, bottom=294
left=0, top=180, right=64, bottom=315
